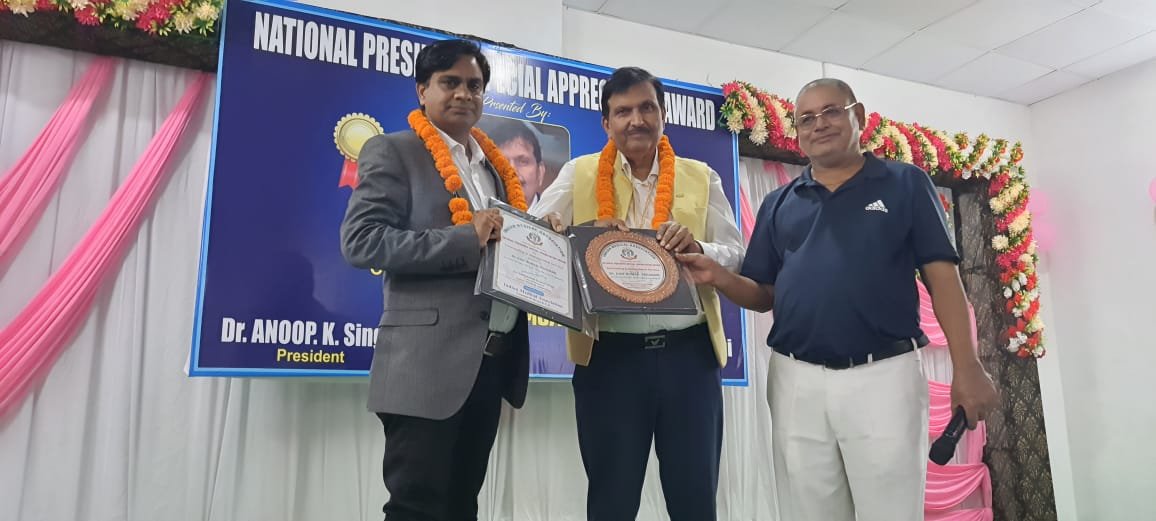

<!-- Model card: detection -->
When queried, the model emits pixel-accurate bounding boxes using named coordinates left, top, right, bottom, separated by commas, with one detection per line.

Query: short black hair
left=796, top=78, right=858, bottom=107
left=487, top=119, right=542, bottom=163
left=415, top=39, right=490, bottom=87
left=600, top=66, right=665, bottom=119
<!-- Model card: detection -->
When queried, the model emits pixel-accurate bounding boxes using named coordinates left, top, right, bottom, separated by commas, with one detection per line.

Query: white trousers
left=768, top=350, right=929, bottom=521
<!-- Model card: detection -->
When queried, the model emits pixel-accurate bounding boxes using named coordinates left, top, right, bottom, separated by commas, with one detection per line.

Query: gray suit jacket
left=340, top=129, right=529, bottom=420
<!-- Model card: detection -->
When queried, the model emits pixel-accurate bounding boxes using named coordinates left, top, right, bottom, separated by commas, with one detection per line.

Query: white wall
left=561, top=9, right=819, bottom=99
left=292, top=1, right=1076, bottom=518
left=1031, top=58, right=1156, bottom=521
left=296, top=0, right=564, bottom=55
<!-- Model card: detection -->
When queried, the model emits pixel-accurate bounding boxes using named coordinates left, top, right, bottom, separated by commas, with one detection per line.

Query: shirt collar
left=434, top=125, right=485, bottom=165
left=797, top=152, right=884, bottom=192
left=616, top=150, right=660, bottom=183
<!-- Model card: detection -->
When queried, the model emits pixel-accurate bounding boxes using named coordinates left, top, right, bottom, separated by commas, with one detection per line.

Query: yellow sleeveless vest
left=567, top=152, right=729, bottom=367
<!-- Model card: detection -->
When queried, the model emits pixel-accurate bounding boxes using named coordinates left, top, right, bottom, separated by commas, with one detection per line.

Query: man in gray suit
left=340, top=39, right=529, bottom=521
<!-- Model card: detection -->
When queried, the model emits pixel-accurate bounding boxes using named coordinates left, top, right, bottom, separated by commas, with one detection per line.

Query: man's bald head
left=796, top=78, right=857, bottom=108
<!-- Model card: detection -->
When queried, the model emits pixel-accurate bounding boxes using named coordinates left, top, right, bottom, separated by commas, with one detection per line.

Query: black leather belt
left=595, top=323, right=710, bottom=350
left=774, top=334, right=929, bottom=370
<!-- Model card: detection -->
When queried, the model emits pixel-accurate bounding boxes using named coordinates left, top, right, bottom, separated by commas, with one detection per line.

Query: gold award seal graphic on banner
left=334, top=113, right=384, bottom=188
left=585, top=230, right=680, bottom=304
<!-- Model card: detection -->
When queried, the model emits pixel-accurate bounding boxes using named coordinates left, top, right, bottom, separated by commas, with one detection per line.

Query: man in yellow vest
left=532, top=66, right=744, bottom=521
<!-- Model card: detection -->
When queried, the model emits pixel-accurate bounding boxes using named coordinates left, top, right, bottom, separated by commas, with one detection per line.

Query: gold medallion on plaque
left=333, top=113, right=384, bottom=188
left=584, top=230, right=679, bottom=304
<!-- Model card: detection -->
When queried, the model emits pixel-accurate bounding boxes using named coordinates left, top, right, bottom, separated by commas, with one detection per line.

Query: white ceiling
left=565, top=0, right=1156, bottom=105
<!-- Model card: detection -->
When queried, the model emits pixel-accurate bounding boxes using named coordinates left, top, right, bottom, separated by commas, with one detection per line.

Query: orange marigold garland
left=407, top=109, right=527, bottom=224
left=596, top=135, right=676, bottom=229
left=595, top=140, right=617, bottom=221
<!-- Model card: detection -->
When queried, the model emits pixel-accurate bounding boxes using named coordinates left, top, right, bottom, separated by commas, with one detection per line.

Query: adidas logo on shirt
left=865, top=200, right=888, bottom=213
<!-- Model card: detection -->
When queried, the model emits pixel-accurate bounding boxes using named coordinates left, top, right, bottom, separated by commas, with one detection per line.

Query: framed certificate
left=477, top=200, right=591, bottom=333
left=569, top=226, right=702, bottom=315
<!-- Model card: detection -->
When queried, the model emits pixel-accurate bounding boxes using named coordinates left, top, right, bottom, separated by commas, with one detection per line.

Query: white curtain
left=0, top=40, right=968, bottom=521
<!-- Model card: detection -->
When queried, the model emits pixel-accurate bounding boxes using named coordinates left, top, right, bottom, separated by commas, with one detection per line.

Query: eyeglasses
left=795, top=102, right=860, bottom=131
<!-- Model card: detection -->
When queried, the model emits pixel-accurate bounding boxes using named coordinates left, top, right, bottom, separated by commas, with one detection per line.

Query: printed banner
left=190, top=0, right=749, bottom=385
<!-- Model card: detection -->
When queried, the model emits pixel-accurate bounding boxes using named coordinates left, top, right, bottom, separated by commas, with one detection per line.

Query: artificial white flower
left=773, top=99, right=797, bottom=139
left=749, top=108, right=768, bottom=144
left=749, top=126, right=769, bottom=145
left=894, top=134, right=913, bottom=163
left=8, top=0, right=35, bottom=16
left=992, top=235, right=1009, bottom=251
left=1009, top=212, right=1030, bottom=235
left=195, top=2, right=219, bottom=21
left=1004, top=288, right=1013, bottom=298
left=173, top=11, right=196, bottom=33
left=1007, top=182, right=1024, bottom=201
left=726, top=113, right=744, bottom=133
left=114, top=0, right=144, bottom=20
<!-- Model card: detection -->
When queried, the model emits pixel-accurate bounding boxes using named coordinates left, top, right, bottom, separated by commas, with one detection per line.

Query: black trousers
left=377, top=354, right=508, bottom=521
left=572, top=323, right=723, bottom=521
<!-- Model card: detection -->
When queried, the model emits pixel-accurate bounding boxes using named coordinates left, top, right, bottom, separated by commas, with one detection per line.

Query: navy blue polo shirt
left=740, top=153, right=959, bottom=360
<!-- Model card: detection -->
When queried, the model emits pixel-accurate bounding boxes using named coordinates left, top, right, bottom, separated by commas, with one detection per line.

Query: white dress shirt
left=435, top=126, right=517, bottom=334
left=530, top=149, right=745, bottom=334
left=436, top=126, right=496, bottom=211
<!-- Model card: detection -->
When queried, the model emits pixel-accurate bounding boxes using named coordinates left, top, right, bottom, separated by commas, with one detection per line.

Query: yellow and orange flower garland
left=407, top=109, right=527, bottom=225
left=596, top=135, right=676, bottom=230
left=720, top=80, right=1045, bottom=359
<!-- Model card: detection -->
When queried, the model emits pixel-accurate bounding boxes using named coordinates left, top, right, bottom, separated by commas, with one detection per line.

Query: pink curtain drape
left=740, top=160, right=797, bottom=243
left=929, top=379, right=987, bottom=458
left=927, top=380, right=991, bottom=517
left=920, top=260, right=990, bottom=518
left=929, top=378, right=954, bottom=438
left=926, top=508, right=994, bottom=521
left=926, top=463, right=992, bottom=512
left=918, top=277, right=978, bottom=348
left=763, top=160, right=793, bottom=186
left=0, top=73, right=210, bottom=420
left=739, top=185, right=756, bottom=243
left=0, top=57, right=117, bottom=270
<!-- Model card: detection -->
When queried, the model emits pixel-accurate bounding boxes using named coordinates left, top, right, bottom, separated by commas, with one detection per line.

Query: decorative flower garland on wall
left=0, top=0, right=221, bottom=36
left=721, top=80, right=1045, bottom=359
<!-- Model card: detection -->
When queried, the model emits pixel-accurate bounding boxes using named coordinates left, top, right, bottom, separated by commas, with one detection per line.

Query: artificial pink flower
left=75, top=5, right=100, bottom=24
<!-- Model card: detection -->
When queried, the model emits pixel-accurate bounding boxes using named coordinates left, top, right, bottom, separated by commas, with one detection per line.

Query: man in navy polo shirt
left=679, top=78, right=998, bottom=521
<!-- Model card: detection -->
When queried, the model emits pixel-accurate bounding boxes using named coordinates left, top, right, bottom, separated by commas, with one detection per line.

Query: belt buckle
left=483, top=332, right=506, bottom=357
left=643, top=334, right=666, bottom=349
